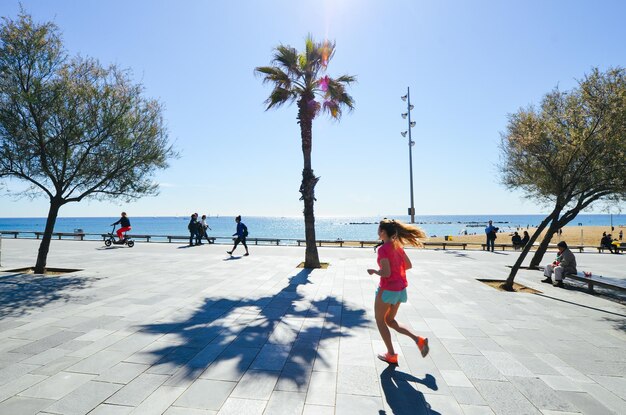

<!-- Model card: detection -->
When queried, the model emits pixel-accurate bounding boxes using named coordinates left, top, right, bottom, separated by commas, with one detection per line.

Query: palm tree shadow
left=139, top=268, right=368, bottom=388
left=379, top=366, right=440, bottom=415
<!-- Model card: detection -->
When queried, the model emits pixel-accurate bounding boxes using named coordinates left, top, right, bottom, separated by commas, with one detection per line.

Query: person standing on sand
left=227, top=215, right=249, bottom=256
left=485, top=220, right=498, bottom=252
left=620, top=230, right=623, bottom=241
left=367, top=219, right=429, bottom=365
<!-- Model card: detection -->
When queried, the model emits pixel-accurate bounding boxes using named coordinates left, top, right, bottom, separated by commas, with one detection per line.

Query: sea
left=0, top=214, right=623, bottom=243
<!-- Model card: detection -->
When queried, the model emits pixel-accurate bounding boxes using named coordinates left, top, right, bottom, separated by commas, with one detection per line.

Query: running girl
left=367, top=218, right=429, bottom=365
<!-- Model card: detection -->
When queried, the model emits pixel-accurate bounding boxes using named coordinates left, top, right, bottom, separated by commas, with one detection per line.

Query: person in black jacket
left=521, top=231, right=530, bottom=247
left=188, top=213, right=199, bottom=246
left=111, top=212, right=131, bottom=243
left=511, top=232, right=522, bottom=250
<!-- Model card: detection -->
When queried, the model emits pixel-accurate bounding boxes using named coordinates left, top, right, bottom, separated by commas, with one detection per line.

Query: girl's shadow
left=379, top=366, right=440, bottom=415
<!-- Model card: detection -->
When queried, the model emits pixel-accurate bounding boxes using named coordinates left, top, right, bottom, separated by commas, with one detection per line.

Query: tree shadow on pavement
left=379, top=366, right=441, bottom=415
left=139, top=268, right=368, bottom=389
left=0, top=273, right=92, bottom=318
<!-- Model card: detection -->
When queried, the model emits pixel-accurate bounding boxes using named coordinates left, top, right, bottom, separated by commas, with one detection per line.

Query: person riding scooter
left=111, top=212, right=131, bottom=243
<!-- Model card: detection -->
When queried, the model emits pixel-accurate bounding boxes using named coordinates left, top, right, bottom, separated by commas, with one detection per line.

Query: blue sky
left=1, top=0, right=625, bottom=218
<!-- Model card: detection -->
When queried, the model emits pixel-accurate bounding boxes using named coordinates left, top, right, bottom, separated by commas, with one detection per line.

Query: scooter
left=104, top=225, right=134, bottom=248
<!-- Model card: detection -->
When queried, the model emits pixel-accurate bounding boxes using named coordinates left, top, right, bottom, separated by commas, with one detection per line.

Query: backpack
left=242, top=224, right=249, bottom=238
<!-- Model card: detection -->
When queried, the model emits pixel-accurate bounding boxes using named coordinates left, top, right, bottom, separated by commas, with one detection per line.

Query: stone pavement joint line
left=0, top=239, right=624, bottom=414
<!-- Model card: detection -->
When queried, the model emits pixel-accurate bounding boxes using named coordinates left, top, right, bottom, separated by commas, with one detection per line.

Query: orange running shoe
left=377, top=352, right=398, bottom=365
left=417, top=337, right=429, bottom=358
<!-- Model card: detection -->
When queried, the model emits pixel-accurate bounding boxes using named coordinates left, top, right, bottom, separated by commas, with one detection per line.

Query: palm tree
left=255, top=36, right=355, bottom=268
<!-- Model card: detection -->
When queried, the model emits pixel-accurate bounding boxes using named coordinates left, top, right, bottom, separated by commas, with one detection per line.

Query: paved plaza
left=0, top=238, right=625, bottom=415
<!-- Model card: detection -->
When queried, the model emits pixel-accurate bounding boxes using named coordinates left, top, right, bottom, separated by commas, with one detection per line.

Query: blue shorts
left=376, top=287, right=408, bottom=304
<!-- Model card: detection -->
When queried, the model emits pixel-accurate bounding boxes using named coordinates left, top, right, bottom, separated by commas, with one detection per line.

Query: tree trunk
left=528, top=218, right=561, bottom=268
left=298, top=96, right=321, bottom=268
left=34, top=198, right=62, bottom=274
left=503, top=209, right=559, bottom=290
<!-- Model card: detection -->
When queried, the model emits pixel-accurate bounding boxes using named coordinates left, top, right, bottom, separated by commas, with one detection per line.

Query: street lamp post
left=401, top=87, right=416, bottom=223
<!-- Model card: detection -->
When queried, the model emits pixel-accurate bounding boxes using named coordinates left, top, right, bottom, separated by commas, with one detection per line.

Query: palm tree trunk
left=503, top=208, right=560, bottom=290
left=34, top=197, right=62, bottom=274
left=298, top=97, right=321, bottom=268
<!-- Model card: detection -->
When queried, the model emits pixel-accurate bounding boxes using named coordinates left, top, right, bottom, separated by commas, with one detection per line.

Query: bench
left=565, top=272, right=626, bottom=294
left=359, top=240, right=380, bottom=248
left=297, top=239, right=344, bottom=247
left=596, top=244, right=626, bottom=253
left=0, top=231, right=19, bottom=238
left=482, top=243, right=585, bottom=253
left=166, top=235, right=216, bottom=244
left=35, top=231, right=85, bottom=240
left=247, top=238, right=280, bottom=246
left=423, top=242, right=468, bottom=250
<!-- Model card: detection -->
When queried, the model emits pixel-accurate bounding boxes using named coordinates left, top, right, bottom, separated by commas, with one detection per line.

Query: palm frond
left=273, top=45, right=301, bottom=77
left=254, top=66, right=291, bottom=88
left=264, top=86, right=296, bottom=110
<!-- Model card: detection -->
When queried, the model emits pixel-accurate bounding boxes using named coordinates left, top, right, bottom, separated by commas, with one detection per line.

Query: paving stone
left=19, top=371, right=94, bottom=400
left=274, top=361, right=312, bottom=392
left=450, top=386, right=488, bottom=406
left=424, top=394, right=465, bottom=415
left=508, top=376, right=579, bottom=412
left=589, top=374, right=626, bottom=400
left=199, top=346, right=259, bottom=382
left=96, top=362, right=149, bottom=384
left=88, top=404, right=134, bottom=415
left=459, top=404, right=495, bottom=414
left=104, top=373, right=168, bottom=406
left=302, top=404, right=334, bottom=415
left=43, top=380, right=122, bottom=415
left=336, top=364, right=380, bottom=396
left=0, top=374, right=48, bottom=403
left=172, top=379, right=235, bottom=410
left=560, top=391, right=615, bottom=415
left=0, top=396, right=54, bottom=415
left=305, top=370, right=336, bottom=406
left=163, top=408, right=216, bottom=415
left=441, top=370, right=474, bottom=387
left=473, top=379, right=542, bottom=415
left=452, top=355, right=506, bottom=381
left=249, top=344, right=291, bottom=371
left=579, top=382, right=626, bottom=414
left=335, top=393, right=384, bottom=415
left=538, top=375, right=584, bottom=392
left=263, top=391, right=306, bottom=415
left=0, top=363, right=40, bottom=387
left=128, top=385, right=185, bottom=415
left=230, top=369, right=280, bottom=400
left=482, top=351, right=534, bottom=377
left=66, top=349, right=133, bottom=375
left=10, top=331, right=83, bottom=355
left=30, top=356, right=82, bottom=376
left=216, top=397, right=267, bottom=415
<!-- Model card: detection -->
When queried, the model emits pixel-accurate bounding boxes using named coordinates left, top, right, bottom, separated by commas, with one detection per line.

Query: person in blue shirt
left=227, top=215, right=249, bottom=256
left=484, top=220, right=498, bottom=252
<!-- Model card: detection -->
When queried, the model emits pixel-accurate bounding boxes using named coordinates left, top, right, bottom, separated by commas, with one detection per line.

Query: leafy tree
left=0, top=12, right=176, bottom=273
left=499, top=67, right=626, bottom=289
left=255, top=36, right=355, bottom=268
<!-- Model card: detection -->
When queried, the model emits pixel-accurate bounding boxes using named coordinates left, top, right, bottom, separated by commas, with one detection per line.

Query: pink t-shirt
left=377, top=242, right=408, bottom=291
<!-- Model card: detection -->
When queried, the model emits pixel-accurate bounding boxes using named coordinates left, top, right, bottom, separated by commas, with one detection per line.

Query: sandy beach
left=428, top=225, right=625, bottom=247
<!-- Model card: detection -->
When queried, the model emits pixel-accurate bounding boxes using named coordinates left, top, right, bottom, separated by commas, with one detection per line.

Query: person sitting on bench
left=542, top=241, right=576, bottom=288
left=600, top=233, right=619, bottom=254
left=511, top=232, right=522, bottom=249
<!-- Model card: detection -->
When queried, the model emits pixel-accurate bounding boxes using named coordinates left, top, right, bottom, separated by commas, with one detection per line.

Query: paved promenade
left=0, top=238, right=625, bottom=415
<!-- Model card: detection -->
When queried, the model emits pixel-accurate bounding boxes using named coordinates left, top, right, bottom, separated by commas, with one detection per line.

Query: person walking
left=111, top=212, right=131, bottom=243
left=188, top=213, right=199, bottom=246
left=200, top=214, right=212, bottom=244
left=367, top=219, right=429, bottom=365
left=227, top=215, right=249, bottom=256
left=485, top=220, right=498, bottom=252
left=620, top=230, right=623, bottom=241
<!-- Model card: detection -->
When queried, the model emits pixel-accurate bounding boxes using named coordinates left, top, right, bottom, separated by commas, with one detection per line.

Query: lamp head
left=401, top=131, right=407, bottom=137
left=410, top=121, right=416, bottom=128
left=401, top=113, right=407, bottom=119
left=409, top=104, right=414, bottom=110
left=401, top=94, right=407, bottom=102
